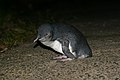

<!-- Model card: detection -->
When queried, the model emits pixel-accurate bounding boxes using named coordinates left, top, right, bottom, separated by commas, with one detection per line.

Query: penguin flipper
left=60, top=39, right=76, bottom=59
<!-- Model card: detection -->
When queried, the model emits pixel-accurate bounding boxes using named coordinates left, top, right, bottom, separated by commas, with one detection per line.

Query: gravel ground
left=0, top=20, right=120, bottom=80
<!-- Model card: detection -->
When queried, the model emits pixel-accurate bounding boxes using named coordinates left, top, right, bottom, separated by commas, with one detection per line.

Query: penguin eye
left=45, top=33, right=48, bottom=36
left=45, top=32, right=50, bottom=36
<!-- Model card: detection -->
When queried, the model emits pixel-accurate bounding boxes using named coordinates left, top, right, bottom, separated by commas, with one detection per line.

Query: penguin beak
left=34, top=35, right=41, bottom=43
left=34, top=35, right=47, bottom=43
left=33, top=37, right=39, bottom=43
left=33, top=35, right=44, bottom=43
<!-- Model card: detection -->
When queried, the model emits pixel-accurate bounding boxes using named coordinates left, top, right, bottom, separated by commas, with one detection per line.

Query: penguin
left=34, top=23, right=92, bottom=61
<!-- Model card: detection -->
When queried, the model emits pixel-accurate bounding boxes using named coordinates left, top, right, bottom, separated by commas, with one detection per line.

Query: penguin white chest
left=42, top=40, right=63, bottom=54
left=41, top=40, right=76, bottom=57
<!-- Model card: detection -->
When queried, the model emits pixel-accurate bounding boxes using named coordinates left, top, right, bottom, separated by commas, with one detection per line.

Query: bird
left=34, top=23, right=92, bottom=61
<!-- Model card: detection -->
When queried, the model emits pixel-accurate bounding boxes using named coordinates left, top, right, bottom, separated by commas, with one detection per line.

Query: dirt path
left=0, top=21, right=120, bottom=80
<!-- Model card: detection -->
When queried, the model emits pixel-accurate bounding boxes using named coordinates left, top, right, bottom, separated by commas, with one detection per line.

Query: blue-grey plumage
left=34, top=23, right=92, bottom=61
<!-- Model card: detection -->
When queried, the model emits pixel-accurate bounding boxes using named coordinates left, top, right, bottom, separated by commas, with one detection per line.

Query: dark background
left=1, top=0, right=120, bottom=10
left=0, top=0, right=120, bottom=48
left=1, top=0, right=120, bottom=17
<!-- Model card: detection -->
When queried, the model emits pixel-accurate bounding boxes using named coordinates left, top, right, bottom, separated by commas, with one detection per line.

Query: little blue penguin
left=34, top=23, right=92, bottom=61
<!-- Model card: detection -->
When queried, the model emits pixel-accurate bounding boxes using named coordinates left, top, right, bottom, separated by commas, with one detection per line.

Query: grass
left=0, top=11, right=37, bottom=49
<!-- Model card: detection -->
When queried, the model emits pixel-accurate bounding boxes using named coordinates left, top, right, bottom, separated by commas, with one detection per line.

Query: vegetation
left=0, top=14, right=30, bottom=48
left=0, top=10, right=56, bottom=50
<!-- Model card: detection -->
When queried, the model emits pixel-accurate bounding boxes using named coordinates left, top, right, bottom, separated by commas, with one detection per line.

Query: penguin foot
left=58, top=58, right=73, bottom=61
left=53, top=55, right=67, bottom=60
left=78, top=55, right=89, bottom=59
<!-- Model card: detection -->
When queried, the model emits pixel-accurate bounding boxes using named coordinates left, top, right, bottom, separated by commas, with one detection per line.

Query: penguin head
left=34, top=24, right=53, bottom=43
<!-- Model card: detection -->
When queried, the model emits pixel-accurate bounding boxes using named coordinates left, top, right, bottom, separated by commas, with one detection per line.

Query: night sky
left=0, top=0, right=120, bottom=20
left=1, top=0, right=120, bottom=11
